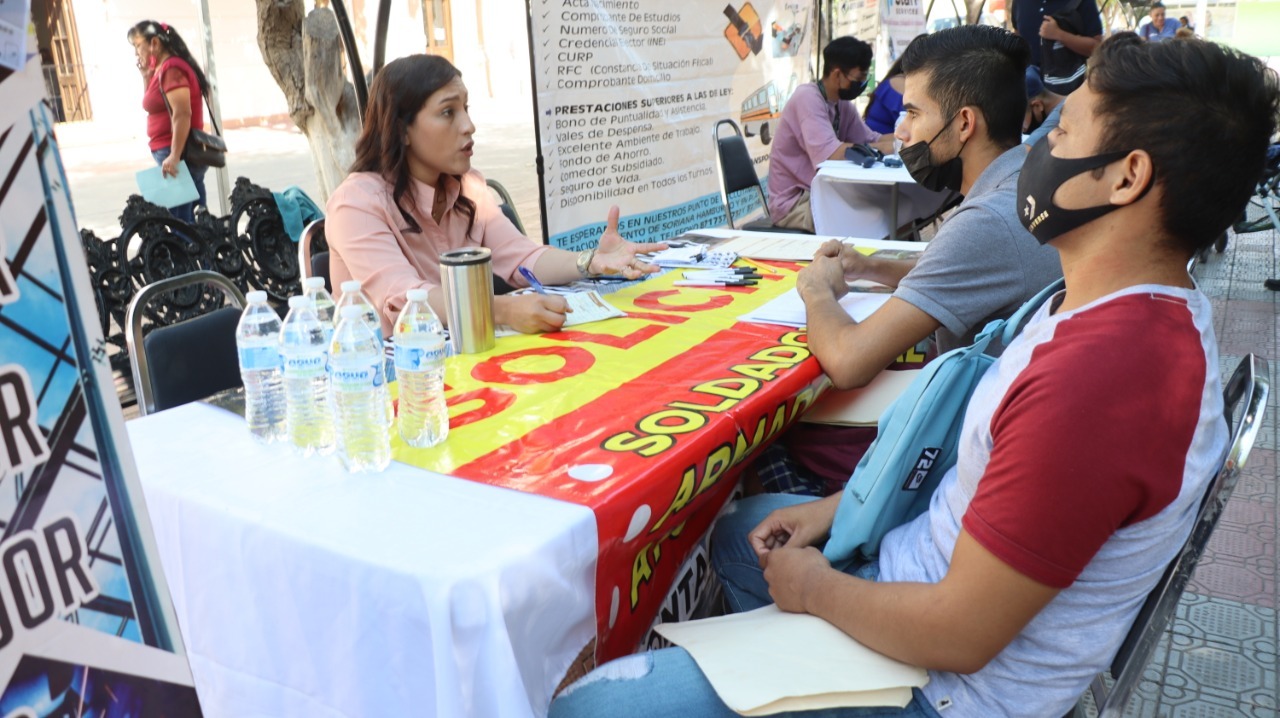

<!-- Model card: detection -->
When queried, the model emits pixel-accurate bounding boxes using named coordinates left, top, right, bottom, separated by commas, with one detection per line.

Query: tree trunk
left=256, top=0, right=360, bottom=201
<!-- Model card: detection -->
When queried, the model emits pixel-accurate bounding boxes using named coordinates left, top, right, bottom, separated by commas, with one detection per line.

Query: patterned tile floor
left=1112, top=213, right=1280, bottom=717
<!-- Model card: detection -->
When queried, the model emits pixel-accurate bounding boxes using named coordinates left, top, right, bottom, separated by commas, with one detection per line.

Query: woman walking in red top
left=128, top=20, right=210, bottom=224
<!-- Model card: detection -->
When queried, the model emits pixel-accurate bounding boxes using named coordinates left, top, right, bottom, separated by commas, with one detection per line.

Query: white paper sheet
left=654, top=605, right=927, bottom=715
left=739, top=288, right=892, bottom=328
left=136, top=161, right=200, bottom=208
left=561, top=289, right=625, bottom=326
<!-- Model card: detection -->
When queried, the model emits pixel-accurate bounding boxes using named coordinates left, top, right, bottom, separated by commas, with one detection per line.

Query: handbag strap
left=157, top=59, right=221, bottom=138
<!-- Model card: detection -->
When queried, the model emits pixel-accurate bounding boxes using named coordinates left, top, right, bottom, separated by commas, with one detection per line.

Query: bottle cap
left=288, top=295, right=309, bottom=308
left=406, top=288, right=429, bottom=302
left=341, top=280, right=362, bottom=293
left=340, top=305, right=363, bottom=320
left=304, top=277, right=326, bottom=289
left=246, top=290, right=268, bottom=303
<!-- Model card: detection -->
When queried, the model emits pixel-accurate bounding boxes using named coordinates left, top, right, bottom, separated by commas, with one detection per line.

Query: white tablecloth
left=809, top=160, right=950, bottom=238
left=127, top=403, right=597, bottom=718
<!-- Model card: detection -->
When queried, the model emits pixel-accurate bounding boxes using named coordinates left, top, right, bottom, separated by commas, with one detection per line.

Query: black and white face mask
left=1017, top=137, right=1132, bottom=245
left=900, top=113, right=965, bottom=193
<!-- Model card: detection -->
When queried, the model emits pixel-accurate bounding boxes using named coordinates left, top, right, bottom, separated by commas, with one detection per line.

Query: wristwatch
left=576, top=248, right=597, bottom=277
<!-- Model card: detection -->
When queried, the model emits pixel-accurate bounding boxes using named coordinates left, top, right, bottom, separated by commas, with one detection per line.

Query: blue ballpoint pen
left=517, top=265, right=548, bottom=295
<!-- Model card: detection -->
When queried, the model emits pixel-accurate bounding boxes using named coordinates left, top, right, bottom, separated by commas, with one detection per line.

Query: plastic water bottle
left=394, top=289, right=449, bottom=448
left=235, top=290, right=286, bottom=443
left=336, top=280, right=383, bottom=345
left=893, top=111, right=906, bottom=157
left=337, top=280, right=394, bottom=424
left=279, top=295, right=335, bottom=456
left=330, top=305, right=392, bottom=472
left=305, top=276, right=336, bottom=343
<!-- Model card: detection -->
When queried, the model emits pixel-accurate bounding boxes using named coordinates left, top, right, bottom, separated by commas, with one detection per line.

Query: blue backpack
left=823, top=279, right=1065, bottom=564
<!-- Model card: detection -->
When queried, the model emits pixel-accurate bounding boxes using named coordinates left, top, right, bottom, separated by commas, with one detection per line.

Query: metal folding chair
left=1070, top=353, right=1270, bottom=717
left=713, top=119, right=797, bottom=233
left=126, top=270, right=247, bottom=416
left=298, top=218, right=330, bottom=293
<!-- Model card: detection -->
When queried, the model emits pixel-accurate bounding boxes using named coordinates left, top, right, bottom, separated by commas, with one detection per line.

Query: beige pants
left=774, top=191, right=816, bottom=233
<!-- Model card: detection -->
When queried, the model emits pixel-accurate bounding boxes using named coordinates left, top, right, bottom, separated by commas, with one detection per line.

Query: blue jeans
left=548, top=649, right=940, bottom=718
left=151, top=147, right=208, bottom=224
left=549, top=495, right=941, bottom=718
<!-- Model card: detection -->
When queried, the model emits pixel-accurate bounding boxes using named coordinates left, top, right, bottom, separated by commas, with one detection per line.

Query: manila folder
left=654, top=605, right=928, bottom=716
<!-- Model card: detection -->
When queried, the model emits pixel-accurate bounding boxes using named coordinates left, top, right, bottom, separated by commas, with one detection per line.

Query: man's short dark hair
left=1088, top=33, right=1280, bottom=254
left=823, top=36, right=873, bottom=77
left=899, top=25, right=1030, bottom=149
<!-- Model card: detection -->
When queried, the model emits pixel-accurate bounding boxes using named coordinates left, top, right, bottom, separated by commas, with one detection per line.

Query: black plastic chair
left=1069, top=354, right=1270, bottom=717
left=125, top=270, right=247, bottom=416
left=713, top=119, right=799, bottom=233
left=298, top=218, right=331, bottom=293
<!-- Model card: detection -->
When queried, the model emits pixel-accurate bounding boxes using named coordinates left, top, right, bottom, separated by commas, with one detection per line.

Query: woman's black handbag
left=162, top=91, right=227, bottom=168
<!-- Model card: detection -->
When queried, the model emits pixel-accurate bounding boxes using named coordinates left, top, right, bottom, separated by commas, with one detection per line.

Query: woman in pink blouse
left=327, top=54, right=665, bottom=336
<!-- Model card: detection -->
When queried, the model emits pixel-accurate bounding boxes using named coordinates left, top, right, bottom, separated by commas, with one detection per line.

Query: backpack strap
left=999, top=278, right=1066, bottom=347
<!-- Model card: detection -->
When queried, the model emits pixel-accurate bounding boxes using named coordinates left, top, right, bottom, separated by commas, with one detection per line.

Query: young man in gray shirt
left=765, top=26, right=1062, bottom=497
left=798, top=26, right=1062, bottom=391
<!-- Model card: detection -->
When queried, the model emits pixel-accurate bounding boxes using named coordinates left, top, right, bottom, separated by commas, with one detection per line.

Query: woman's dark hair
left=863, top=56, right=905, bottom=120
left=351, top=54, right=476, bottom=237
left=127, top=21, right=210, bottom=96
left=1088, top=33, right=1280, bottom=254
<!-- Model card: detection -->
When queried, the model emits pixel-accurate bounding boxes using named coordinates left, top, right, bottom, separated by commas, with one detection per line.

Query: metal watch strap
left=576, top=248, right=597, bottom=277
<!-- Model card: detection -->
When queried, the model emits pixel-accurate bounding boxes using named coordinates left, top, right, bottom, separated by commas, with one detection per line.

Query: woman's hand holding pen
left=494, top=293, right=570, bottom=334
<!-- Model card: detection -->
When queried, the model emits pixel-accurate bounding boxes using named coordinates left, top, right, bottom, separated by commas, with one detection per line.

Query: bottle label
left=239, top=345, right=281, bottom=371
left=395, top=339, right=446, bottom=372
left=329, top=362, right=380, bottom=392
left=283, top=353, right=327, bottom=378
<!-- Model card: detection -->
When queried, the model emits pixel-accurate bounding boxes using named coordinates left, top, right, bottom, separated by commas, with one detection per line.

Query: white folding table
left=128, top=402, right=597, bottom=718
left=809, top=160, right=951, bottom=240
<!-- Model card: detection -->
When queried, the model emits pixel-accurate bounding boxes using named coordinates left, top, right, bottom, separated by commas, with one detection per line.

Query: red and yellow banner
left=393, top=262, right=827, bottom=660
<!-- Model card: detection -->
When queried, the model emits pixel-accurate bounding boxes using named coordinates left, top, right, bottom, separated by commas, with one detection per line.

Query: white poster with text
left=531, top=0, right=815, bottom=249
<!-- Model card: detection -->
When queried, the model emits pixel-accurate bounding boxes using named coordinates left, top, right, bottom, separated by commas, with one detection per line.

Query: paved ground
left=58, top=95, right=546, bottom=244
left=56, top=110, right=1280, bottom=717
left=1123, top=212, right=1279, bottom=718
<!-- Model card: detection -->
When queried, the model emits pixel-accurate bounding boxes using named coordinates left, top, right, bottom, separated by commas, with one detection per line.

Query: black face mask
left=838, top=78, right=868, bottom=101
left=1017, top=137, right=1132, bottom=245
left=900, top=114, right=965, bottom=192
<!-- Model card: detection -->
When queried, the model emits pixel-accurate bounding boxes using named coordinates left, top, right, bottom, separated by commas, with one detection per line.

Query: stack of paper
left=655, top=605, right=928, bottom=715
left=739, top=288, right=892, bottom=328
left=802, top=369, right=922, bottom=427
left=643, top=246, right=739, bottom=269
left=683, top=229, right=925, bottom=262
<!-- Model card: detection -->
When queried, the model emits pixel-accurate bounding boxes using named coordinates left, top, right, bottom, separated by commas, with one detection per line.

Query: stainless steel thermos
left=440, top=248, right=495, bottom=354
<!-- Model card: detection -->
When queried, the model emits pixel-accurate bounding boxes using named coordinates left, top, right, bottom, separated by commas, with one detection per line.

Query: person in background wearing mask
left=1023, top=66, right=1064, bottom=148
left=753, top=26, right=1062, bottom=497
left=766, top=36, right=895, bottom=231
left=1141, top=2, right=1180, bottom=42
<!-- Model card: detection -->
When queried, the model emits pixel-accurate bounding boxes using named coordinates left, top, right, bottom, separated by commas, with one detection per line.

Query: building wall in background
left=61, top=0, right=534, bottom=142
